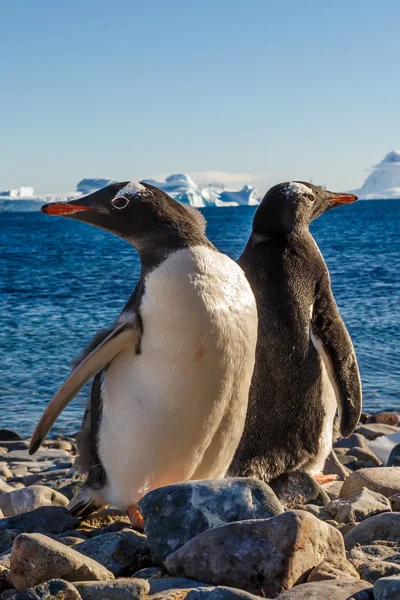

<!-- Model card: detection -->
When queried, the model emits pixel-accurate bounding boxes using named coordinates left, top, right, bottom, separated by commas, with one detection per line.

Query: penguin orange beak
left=41, top=203, right=92, bottom=216
left=329, top=193, right=358, bottom=204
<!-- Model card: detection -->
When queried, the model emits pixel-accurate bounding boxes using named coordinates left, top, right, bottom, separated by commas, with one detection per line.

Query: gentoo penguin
left=30, top=181, right=258, bottom=527
left=228, top=181, right=362, bottom=484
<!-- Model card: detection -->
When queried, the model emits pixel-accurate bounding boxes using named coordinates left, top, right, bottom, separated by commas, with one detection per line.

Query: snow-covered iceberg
left=352, top=150, right=400, bottom=199
left=76, top=177, right=117, bottom=195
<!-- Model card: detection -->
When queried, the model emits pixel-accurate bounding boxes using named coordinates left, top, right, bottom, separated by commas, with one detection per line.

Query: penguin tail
left=68, top=486, right=103, bottom=518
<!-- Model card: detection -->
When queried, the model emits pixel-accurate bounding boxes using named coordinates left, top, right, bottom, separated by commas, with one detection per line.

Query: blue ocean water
left=0, top=200, right=399, bottom=437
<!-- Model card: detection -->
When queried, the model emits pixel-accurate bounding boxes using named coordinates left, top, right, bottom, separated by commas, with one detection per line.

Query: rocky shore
left=0, top=412, right=399, bottom=599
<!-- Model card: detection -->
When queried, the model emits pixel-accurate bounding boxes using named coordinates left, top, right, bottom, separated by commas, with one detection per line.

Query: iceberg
left=76, top=177, right=117, bottom=195
left=352, top=150, right=400, bottom=199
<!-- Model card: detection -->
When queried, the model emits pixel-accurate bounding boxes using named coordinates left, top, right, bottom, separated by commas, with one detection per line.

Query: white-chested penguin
left=30, top=181, right=258, bottom=527
left=229, top=181, right=362, bottom=484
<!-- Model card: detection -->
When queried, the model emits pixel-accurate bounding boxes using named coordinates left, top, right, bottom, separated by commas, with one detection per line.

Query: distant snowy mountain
left=76, top=177, right=117, bottom=195
left=352, top=150, right=400, bottom=199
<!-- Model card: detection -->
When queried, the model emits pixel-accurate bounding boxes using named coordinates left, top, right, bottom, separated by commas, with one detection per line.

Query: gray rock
left=374, top=575, right=400, bottom=600
left=269, top=472, right=330, bottom=506
left=2, top=450, right=72, bottom=464
left=22, top=470, right=73, bottom=487
left=165, top=510, right=346, bottom=597
left=274, top=579, right=373, bottom=599
left=347, top=544, right=399, bottom=567
left=356, top=424, right=399, bottom=440
left=337, top=455, right=357, bottom=470
left=165, top=587, right=268, bottom=600
left=0, top=531, right=20, bottom=555
left=75, top=528, right=150, bottom=576
left=387, top=445, right=400, bottom=467
left=350, top=447, right=382, bottom=467
left=323, top=451, right=350, bottom=481
left=5, top=578, right=81, bottom=599
left=10, top=532, right=113, bottom=591
left=334, top=434, right=368, bottom=450
left=132, top=567, right=163, bottom=580
left=307, top=559, right=359, bottom=581
left=59, top=482, right=83, bottom=501
left=340, top=468, right=400, bottom=499
left=138, top=478, right=283, bottom=563
left=367, top=413, right=400, bottom=426
left=0, top=481, right=15, bottom=495
left=357, top=560, right=400, bottom=583
left=327, top=487, right=391, bottom=523
left=0, top=486, right=69, bottom=517
left=292, top=504, right=332, bottom=521
left=74, top=578, right=149, bottom=600
left=344, top=513, right=400, bottom=549
left=0, top=507, right=79, bottom=535
left=148, top=578, right=212, bottom=593
left=321, top=481, right=344, bottom=500
left=389, top=493, right=400, bottom=511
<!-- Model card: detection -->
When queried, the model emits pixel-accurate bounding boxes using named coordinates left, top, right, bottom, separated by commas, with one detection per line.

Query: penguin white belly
left=98, top=245, right=258, bottom=508
left=308, top=325, right=339, bottom=474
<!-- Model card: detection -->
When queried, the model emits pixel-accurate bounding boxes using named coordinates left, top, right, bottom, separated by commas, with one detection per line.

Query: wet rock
left=269, top=472, right=330, bottom=506
left=350, top=447, right=382, bottom=467
left=344, top=513, right=400, bottom=549
left=139, top=478, right=283, bottom=563
left=0, top=531, right=20, bottom=555
left=356, top=424, right=399, bottom=441
left=10, top=532, right=113, bottom=591
left=322, top=481, right=344, bottom=500
left=165, top=510, right=346, bottom=597
left=0, top=432, right=22, bottom=442
left=367, top=413, right=400, bottom=426
left=5, top=578, right=81, bottom=599
left=389, top=493, right=400, bottom=511
left=387, top=444, right=400, bottom=467
left=0, top=486, right=69, bottom=517
left=327, top=487, right=391, bottom=523
left=374, top=575, right=400, bottom=600
left=334, top=434, right=368, bottom=450
left=74, top=578, right=149, bottom=600
left=274, top=579, right=373, bottom=599
left=323, top=451, right=350, bottom=481
left=357, top=560, right=400, bottom=583
left=75, top=528, right=150, bottom=576
left=347, top=544, right=399, bottom=568
left=0, top=507, right=79, bottom=535
left=307, top=558, right=359, bottom=582
left=340, top=468, right=400, bottom=499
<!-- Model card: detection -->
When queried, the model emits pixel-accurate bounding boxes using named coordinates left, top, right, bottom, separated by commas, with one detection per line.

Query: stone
left=374, top=575, right=400, bottom=600
left=322, top=481, right=344, bottom=500
left=74, top=528, right=150, bottom=576
left=165, top=510, right=346, bottom=597
left=269, top=472, right=330, bottom=506
left=22, top=470, right=73, bottom=487
left=5, top=578, right=81, bottom=599
left=367, top=413, right=400, bottom=426
left=347, top=544, right=399, bottom=568
left=83, top=520, right=131, bottom=538
left=274, top=579, right=373, bottom=599
left=344, top=513, right=400, bottom=549
left=357, top=560, right=400, bottom=583
left=356, top=424, right=399, bottom=441
left=79, top=508, right=130, bottom=529
left=387, top=444, right=400, bottom=467
left=307, top=558, right=359, bottom=581
left=337, top=455, right=357, bottom=470
left=10, top=533, right=113, bottom=591
left=0, top=507, right=79, bottom=535
left=74, top=578, right=149, bottom=600
left=389, top=493, right=400, bottom=511
left=58, top=482, right=83, bottom=501
left=0, top=466, right=13, bottom=480
left=0, top=432, right=22, bottom=442
left=293, top=504, right=333, bottom=521
left=138, top=478, right=283, bottom=563
left=148, top=578, right=212, bottom=594
left=2, top=450, right=72, bottom=464
left=148, top=587, right=268, bottom=600
left=132, top=567, right=163, bottom=579
left=327, top=487, right=391, bottom=523
left=350, top=447, right=382, bottom=467
left=340, top=468, right=400, bottom=499
left=0, top=531, right=20, bottom=555
left=0, top=487, right=69, bottom=517
left=0, top=481, right=15, bottom=495
left=334, top=434, right=368, bottom=450
left=323, top=451, right=350, bottom=481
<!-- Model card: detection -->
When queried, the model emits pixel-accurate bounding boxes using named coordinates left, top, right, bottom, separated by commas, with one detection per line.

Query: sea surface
left=0, top=200, right=399, bottom=437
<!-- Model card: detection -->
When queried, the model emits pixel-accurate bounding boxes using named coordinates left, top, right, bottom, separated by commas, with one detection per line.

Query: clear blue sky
left=1, top=0, right=399, bottom=193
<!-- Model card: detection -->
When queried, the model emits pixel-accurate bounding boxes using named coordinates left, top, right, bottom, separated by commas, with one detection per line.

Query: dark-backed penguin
left=228, top=181, right=362, bottom=484
left=30, top=181, right=258, bottom=527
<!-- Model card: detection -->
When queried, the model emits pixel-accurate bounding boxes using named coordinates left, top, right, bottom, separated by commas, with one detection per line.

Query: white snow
left=352, top=150, right=400, bottom=199
left=0, top=186, right=34, bottom=198
left=368, top=430, right=400, bottom=465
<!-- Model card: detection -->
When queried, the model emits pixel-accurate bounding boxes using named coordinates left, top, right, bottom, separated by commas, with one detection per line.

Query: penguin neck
left=251, top=223, right=309, bottom=245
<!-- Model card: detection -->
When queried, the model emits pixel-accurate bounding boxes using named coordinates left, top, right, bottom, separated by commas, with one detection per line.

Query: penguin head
left=252, top=181, right=357, bottom=237
left=41, top=181, right=207, bottom=262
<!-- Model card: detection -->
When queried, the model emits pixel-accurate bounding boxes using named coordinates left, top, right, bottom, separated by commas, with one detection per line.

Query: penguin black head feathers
left=41, top=181, right=208, bottom=270
left=253, top=182, right=357, bottom=237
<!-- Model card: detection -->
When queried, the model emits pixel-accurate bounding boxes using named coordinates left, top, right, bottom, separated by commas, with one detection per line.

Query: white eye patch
left=112, top=196, right=129, bottom=209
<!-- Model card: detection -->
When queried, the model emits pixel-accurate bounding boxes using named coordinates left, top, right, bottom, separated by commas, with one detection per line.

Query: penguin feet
left=313, top=473, right=339, bottom=484
left=127, top=503, right=144, bottom=532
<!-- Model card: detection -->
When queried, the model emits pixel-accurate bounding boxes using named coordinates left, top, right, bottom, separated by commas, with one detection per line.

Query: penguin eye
left=305, top=193, right=315, bottom=202
left=112, top=196, right=129, bottom=210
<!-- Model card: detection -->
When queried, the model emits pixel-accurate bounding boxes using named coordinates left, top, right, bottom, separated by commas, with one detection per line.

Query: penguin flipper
left=29, top=317, right=140, bottom=455
left=311, top=276, right=362, bottom=438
